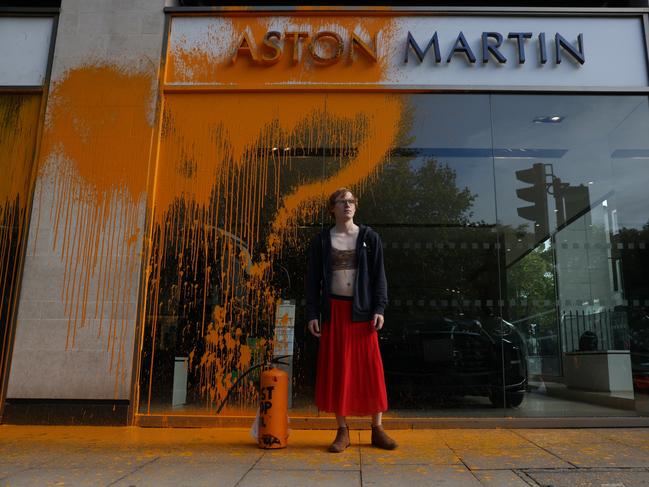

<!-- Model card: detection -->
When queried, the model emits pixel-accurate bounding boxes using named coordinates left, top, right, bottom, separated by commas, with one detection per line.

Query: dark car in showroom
left=378, top=312, right=528, bottom=408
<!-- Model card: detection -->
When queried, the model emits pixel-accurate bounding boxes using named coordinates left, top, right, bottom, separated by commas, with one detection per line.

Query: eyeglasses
left=335, top=199, right=356, bottom=206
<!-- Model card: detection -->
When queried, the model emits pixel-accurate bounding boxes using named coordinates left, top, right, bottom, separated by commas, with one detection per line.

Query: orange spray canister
left=258, top=366, right=289, bottom=449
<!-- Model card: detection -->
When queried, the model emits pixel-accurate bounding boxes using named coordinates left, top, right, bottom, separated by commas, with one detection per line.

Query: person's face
left=332, top=191, right=356, bottom=222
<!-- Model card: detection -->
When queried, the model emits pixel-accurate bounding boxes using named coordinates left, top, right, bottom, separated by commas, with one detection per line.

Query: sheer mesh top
left=331, top=247, right=357, bottom=271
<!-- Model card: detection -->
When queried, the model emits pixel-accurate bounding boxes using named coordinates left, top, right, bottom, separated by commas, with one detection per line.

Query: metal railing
left=561, top=309, right=629, bottom=352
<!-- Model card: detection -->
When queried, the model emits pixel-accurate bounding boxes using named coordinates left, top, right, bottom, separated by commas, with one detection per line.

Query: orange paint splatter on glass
left=145, top=92, right=404, bottom=412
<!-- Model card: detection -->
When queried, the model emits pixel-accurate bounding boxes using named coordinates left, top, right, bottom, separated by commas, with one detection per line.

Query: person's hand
left=308, top=319, right=321, bottom=338
left=371, top=314, right=384, bottom=331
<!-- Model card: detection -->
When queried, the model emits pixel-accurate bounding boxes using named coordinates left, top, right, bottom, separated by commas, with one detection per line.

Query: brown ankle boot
left=371, top=425, right=398, bottom=450
left=328, top=426, right=350, bottom=453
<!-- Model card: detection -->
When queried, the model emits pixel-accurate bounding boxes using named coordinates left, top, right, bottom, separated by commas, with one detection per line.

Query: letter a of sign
left=232, top=31, right=260, bottom=64
left=446, top=31, right=477, bottom=64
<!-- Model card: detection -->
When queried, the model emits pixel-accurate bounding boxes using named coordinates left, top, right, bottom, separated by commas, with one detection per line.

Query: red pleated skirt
left=315, top=296, right=388, bottom=416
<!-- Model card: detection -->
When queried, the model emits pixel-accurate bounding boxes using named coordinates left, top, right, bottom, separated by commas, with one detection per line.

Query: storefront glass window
left=492, top=95, right=649, bottom=417
left=138, top=93, right=649, bottom=418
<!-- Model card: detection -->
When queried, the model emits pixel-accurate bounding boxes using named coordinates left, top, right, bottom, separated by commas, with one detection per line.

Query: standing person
left=306, top=187, right=397, bottom=453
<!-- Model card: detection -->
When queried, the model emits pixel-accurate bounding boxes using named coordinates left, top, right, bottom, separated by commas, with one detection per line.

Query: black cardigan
left=306, top=224, right=388, bottom=323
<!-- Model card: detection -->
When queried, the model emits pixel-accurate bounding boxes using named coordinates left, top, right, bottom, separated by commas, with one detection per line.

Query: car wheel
left=489, top=390, right=525, bottom=408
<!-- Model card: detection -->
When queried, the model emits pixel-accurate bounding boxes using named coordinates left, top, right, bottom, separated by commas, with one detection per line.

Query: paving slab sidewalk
left=1, top=426, right=648, bottom=486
